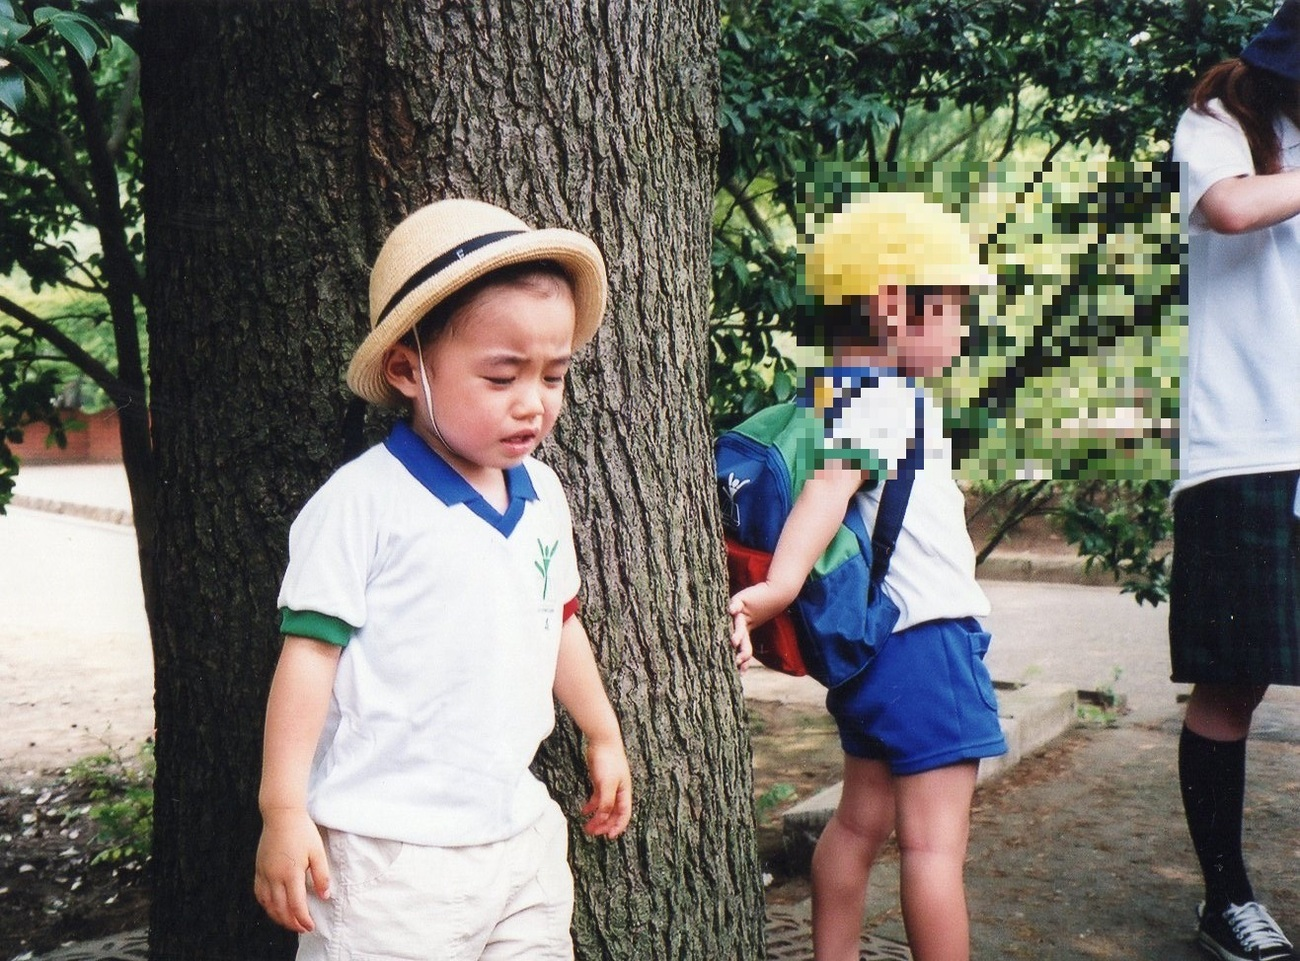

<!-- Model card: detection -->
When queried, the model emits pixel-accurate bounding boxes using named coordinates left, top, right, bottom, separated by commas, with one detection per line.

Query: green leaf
left=3, top=45, right=57, bottom=106
left=0, top=13, right=31, bottom=48
left=0, top=65, right=26, bottom=114
left=33, top=8, right=108, bottom=64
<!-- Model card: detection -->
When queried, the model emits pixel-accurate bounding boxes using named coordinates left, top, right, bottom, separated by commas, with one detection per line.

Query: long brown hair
left=1189, top=58, right=1298, bottom=174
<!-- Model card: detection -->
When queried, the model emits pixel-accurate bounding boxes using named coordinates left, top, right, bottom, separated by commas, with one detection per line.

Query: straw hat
left=347, top=198, right=608, bottom=407
left=804, top=192, right=993, bottom=305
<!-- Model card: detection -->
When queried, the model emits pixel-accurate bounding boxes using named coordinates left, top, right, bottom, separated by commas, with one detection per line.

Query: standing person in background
left=1171, top=3, right=1300, bottom=959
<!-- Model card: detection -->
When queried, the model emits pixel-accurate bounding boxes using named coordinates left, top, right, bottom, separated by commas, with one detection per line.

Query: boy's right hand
left=728, top=582, right=791, bottom=672
left=727, top=597, right=758, bottom=673
left=254, top=808, right=330, bottom=933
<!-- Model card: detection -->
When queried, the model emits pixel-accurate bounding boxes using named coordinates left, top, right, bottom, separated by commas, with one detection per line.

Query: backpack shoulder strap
left=868, top=390, right=924, bottom=585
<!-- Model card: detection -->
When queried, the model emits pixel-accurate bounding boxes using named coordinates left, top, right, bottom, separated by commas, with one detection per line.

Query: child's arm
left=552, top=615, right=632, bottom=839
left=253, top=635, right=342, bottom=933
left=728, top=462, right=870, bottom=670
left=1196, top=169, right=1300, bottom=234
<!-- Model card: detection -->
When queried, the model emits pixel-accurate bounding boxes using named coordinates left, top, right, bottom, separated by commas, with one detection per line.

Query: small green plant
left=63, top=739, right=154, bottom=866
left=754, top=782, right=797, bottom=823
left=1077, top=667, right=1126, bottom=728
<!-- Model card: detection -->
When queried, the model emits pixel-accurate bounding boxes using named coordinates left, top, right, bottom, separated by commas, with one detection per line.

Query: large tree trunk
left=140, top=3, right=763, bottom=960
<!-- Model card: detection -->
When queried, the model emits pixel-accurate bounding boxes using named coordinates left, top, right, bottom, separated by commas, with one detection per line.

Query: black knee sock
left=1179, top=725, right=1254, bottom=913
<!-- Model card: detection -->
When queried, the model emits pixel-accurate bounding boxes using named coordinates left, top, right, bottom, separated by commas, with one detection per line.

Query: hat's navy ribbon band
left=376, top=229, right=526, bottom=325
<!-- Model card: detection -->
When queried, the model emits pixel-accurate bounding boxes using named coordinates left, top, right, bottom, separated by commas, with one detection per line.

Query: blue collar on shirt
left=384, top=421, right=537, bottom=536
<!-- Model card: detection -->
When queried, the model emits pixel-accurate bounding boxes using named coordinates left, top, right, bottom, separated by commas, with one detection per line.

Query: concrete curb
left=779, top=681, right=1078, bottom=872
left=976, top=552, right=1112, bottom=587
left=10, top=494, right=133, bottom=527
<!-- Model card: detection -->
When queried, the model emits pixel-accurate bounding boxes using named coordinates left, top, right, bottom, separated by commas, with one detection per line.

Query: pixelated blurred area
left=718, top=162, right=1182, bottom=483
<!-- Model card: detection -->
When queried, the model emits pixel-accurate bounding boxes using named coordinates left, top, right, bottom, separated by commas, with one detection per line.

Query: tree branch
left=0, top=294, right=137, bottom=408
left=723, top=178, right=776, bottom=243
left=107, top=57, right=141, bottom=159
left=66, top=46, right=148, bottom=377
left=998, top=87, right=1021, bottom=162
left=0, top=128, right=100, bottom=224
left=924, top=106, right=985, bottom=164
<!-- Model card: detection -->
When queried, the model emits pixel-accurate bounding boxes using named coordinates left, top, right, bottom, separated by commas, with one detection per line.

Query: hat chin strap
left=414, top=333, right=457, bottom=460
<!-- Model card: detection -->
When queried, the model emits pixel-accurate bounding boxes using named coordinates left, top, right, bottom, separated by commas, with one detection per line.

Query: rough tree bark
left=140, top=2, right=764, bottom=959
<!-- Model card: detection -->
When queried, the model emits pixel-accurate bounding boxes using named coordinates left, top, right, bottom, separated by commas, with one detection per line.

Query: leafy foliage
left=711, top=0, right=1274, bottom=604
left=63, top=739, right=154, bottom=867
left=0, top=0, right=109, bottom=114
left=0, top=329, right=66, bottom=507
left=754, top=781, right=798, bottom=823
left=713, top=0, right=1270, bottom=421
left=1056, top=479, right=1174, bottom=607
left=0, top=0, right=144, bottom=508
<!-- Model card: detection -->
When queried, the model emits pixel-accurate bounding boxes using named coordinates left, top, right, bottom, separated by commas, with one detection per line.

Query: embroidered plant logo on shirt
left=535, top=539, right=558, bottom=600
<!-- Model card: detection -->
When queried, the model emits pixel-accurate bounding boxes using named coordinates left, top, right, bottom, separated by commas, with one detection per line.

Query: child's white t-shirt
left=277, top=423, right=580, bottom=847
left=1172, top=101, right=1300, bottom=494
left=821, top=371, right=990, bottom=631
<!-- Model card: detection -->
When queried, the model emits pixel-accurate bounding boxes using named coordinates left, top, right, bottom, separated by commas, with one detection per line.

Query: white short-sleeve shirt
left=820, top=369, right=990, bottom=631
left=277, top=422, right=580, bottom=847
left=1172, top=102, right=1300, bottom=493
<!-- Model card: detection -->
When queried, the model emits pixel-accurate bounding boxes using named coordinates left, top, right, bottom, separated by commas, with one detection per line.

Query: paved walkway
left=6, top=465, right=1300, bottom=961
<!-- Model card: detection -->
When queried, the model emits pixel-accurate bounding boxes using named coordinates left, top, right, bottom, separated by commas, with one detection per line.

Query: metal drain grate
left=26, top=930, right=147, bottom=961
left=766, top=906, right=913, bottom=961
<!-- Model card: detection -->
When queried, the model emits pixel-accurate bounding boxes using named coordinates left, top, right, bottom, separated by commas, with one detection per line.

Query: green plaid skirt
left=1170, top=470, right=1300, bottom=685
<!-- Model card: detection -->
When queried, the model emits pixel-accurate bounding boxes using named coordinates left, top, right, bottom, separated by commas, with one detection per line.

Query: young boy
left=254, top=198, right=632, bottom=961
left=729, top=192, right=1006, bottom=961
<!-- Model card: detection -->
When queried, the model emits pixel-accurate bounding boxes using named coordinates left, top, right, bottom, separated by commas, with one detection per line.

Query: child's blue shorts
left=825, top=616, right=1008, bottom=775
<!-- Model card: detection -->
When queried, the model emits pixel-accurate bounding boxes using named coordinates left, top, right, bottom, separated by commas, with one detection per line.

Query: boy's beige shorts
left=296, top=800, right=574, bottom=961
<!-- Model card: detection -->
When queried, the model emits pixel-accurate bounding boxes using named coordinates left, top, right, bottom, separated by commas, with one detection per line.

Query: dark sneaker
left=1198, top=902, right=1298, bottom=961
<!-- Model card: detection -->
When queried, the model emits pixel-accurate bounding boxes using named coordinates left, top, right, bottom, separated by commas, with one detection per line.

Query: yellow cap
left=805, top=193, right=993, bottom=305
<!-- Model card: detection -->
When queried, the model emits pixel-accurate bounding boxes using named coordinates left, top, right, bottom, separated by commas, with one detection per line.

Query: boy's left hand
left=580, top=737, right=632, bottom=839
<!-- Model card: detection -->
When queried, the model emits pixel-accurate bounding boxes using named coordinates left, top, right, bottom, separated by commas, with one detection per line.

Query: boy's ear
left=871, top=284, right=908, bottom=337
left=381, top=344, right=422, bottom=402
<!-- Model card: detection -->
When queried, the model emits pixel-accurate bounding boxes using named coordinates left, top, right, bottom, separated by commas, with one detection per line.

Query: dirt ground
left=0, top=771, right=150, bottom=961
left=748, top=696, right=1300, bottom=961
left=0, top=509, right=153, bottom=777
left=4, top=680, right=1299, bottom=960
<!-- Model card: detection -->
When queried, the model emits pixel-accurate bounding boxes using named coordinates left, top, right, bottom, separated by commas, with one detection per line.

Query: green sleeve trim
left=818, top=445, right=887, bottom=479
left=279, top=608, right=354, bottom=647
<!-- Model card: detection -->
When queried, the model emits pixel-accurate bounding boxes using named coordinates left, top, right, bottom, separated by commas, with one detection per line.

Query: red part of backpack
left=724, top=536, right=808, bottom=676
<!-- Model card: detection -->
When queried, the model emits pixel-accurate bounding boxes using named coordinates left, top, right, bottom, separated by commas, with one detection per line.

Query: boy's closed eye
left=541, top=361, right=571, bottom=387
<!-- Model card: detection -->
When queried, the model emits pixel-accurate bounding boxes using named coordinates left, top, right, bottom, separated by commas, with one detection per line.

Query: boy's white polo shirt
left=819, top=369, right=990, bottom=632
left=277, top=421, right=579, bottom=847
left=1172, top=101, right=1300, bottom=494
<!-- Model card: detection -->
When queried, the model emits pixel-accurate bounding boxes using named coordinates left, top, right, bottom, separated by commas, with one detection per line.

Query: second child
left=729, top=192, right=1006, bottom=961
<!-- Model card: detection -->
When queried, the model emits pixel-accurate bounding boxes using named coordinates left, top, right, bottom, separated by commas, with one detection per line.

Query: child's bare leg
left=894, top=760, right=978, bottom=961
left=811, top=755, right=895, bottom=961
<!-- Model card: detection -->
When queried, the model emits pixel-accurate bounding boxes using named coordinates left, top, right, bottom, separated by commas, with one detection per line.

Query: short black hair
left=401, top=259, right=574, bottom=349
left=791, top=297, right=882, bottom=349
left=791, top=287, right=957, bottom=349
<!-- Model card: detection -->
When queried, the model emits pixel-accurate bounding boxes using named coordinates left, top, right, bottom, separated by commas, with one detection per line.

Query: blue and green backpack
left=716, top=375, right=919, bottom=688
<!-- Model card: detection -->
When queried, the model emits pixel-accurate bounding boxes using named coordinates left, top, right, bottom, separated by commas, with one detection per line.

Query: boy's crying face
left=383, top=279, right=577, bottom=486
left=880, top=284, right=971, bottom=378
